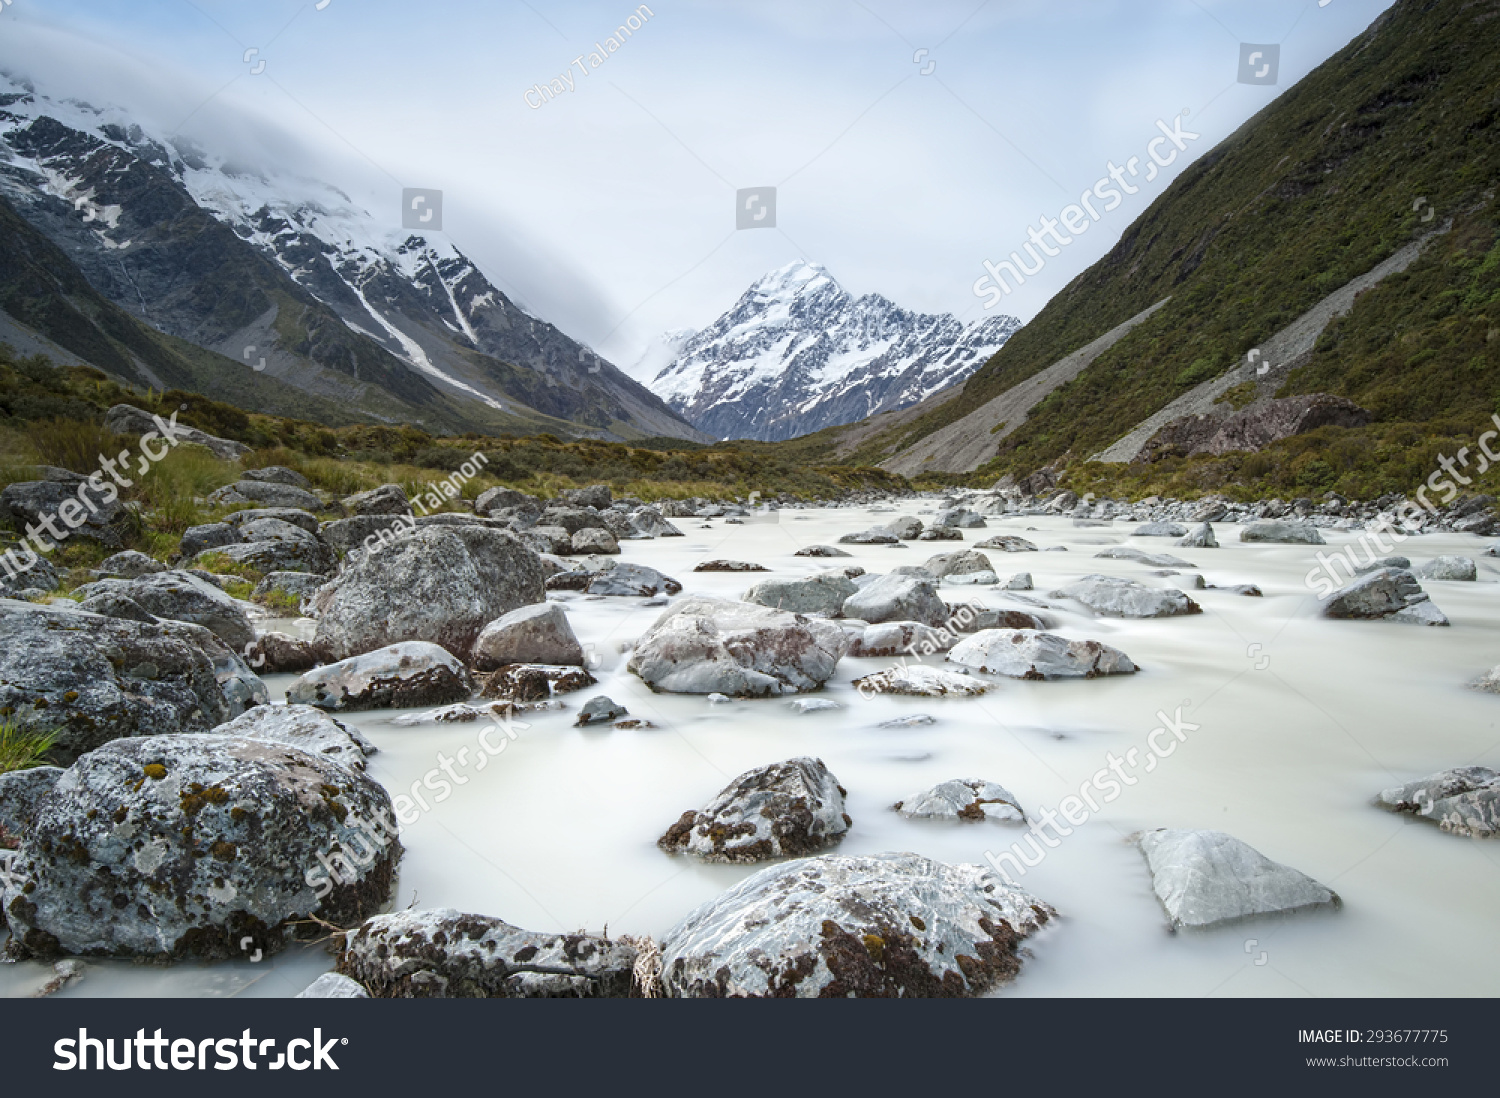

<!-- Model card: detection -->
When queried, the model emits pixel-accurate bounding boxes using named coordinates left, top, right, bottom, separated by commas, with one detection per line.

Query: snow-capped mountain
left=651, top=261, right=1021, bottom=441
left=0, top=76, right=704, bottom=440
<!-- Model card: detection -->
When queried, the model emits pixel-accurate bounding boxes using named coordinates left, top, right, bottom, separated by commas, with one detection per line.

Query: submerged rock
left=853, top=665, right=991, bottom=697
left=694, top=560, right=771, bottom=572
left=974, top=535, right=1038, bottom=553
left=338, top=909, right=636, bottom=998
left=287, top=642, right=474, bottom=712
left=794, top=545, right=853, bottom=558
left=1240, top=521, right=1326, bottom=545
left=1050, top=575, right=1201, bottom=618
left=1133, top=522, right=1187, bottom=538
left=1376, top=767, right=1500, bottom=837
left=1322, top=569, right=1448, bottom=625
left=894, top=779, right=1025, bottom=823
left=658, top=757, right=850, bottom=864
left=659, top=852, right=1055, bottom=998
left=4, top=734, right=399, bottom=960
left=576, top=696, right=627, bottom=726
left=1135, top=828, right=1340, bottom=930
left=948, top=629, right=1137, bottom=680
left=1414, top=556, right=1476, bottom=582
left=628, top=596, right=849, bottom=697
left=1095, top=547, right=1194, bottom=568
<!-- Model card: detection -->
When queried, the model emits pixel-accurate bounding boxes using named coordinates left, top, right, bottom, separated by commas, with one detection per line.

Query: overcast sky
left=0, top=0, right=1395, bottom=378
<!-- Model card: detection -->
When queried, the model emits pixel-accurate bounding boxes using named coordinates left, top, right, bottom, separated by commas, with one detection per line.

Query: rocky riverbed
left=3, top=487, right=1499, bottom=998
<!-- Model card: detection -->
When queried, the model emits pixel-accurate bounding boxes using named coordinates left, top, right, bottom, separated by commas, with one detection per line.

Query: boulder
left=575, top=696, right=627, bottom=726
left=212, top=480, right=325, bottom=513
left=694, top=560, right=771, bottom=572
left=1133, top=522, right=1187, bottom=537
left=560, top=484, right=612, bottom=511
left=199, top=524, right=335, bottom=576
left=539, top=507, right=609, bottom=536
left=0, top=549, right=60, bottom=598
left=225, top=508, right=321, bottom=536
left=894, top=779, right=1024, bottom=823
left=1049, top=576, right=1202, bottom=618
left=1353, top=555, right=1411, bottom=575
left=628, top=596, right=849, bottom=696
left=312, top=527, right=548, bottom=661
left=743, top=570, right=859, bottom=616
left=924, top=550, right=994, bottom=579
left=563, top=562, right=681, bottom=598
left=1176, top=522, right=1219, bottom=549
left=1002, top=573, right=1033, bottom=590
left=179, top=523, right=240, bottom=559
left=319, top=515, right=411, bottom=559
left=296, top=972, right=369, bottom=999
left=570, top=528, right=619, bottom=555
left=95, top=550, right=165, bottom=579
left=848, top=621, right=956, bottom=658
left=104, top=404, right=251, bottom=463
left=74, top=591, right=156, bottom=624
left=1240, top=521, right=1326, bottom=545
left=342, top=483, right=410, bottom=516
left=0, top=479, right=131, bottom=549
left=0, top=767, right=64, bottom=836
left=337, top=909, right=636, bottom=998
left=76, top=571, right=256, bottom=649
left=479, top=664, right=596, bottom=702
left=629, top=507, right=684, bottom=538
left=471, top=603, right=584, bottom=671
left=842, top=573, right=949, bottom=628
left=1376, top=767, right=1500, bottom=837
left=659, top=853, right=1055, bottom=998
left=474, top=487, right=538, bottom=517
left=917, top=525, right=964, bottom=542
left=244, top=632, right=321, bottom=674
left=794, top=545, right=853, bottom=558
left=973, top=535, right=1038, bottom=553
left=242, top=466, right=312, bottom=490
left=1135, top=828, right=1340, bottom=930
left=1415, top=556, right=1476, bottom=582
left=948, top=629, right=1137, bottom=680
left=839, top=528, right=900, bottom=546
left=208, top=704, right=375, bottom=772
left=1322, top=569, right=1448, bottom=625
left=853, top=665, right=991, bottom=697
left=658, top=757, right=850, bottom=863
left=523, top=525, right=574, bottom=556
left=0, top=601, right=266, bottom=761
left=286, top=642, right=474, bottom=712
left=3, top=733, right=398, bottom=960
left=1094, top=547, right=1194, bottom=568
left=967, top=607, right=1050, bottom=631
left=933, top=508, right=986, bottom=529
left=884, top=516, right=924, bottom=540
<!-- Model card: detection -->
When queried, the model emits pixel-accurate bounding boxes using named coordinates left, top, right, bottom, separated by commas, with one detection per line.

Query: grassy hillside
left=817, top=0, right=1500, bottom=497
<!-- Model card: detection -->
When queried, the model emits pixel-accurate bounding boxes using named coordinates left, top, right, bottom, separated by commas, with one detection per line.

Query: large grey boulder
left=242, top=466, right=313, bottom=491
left=794, top=545, right=852, bottom=558
left=933, top=508, right=986, bottom=529
left=0, top=601, right=265, bottom=760
left=0, top=549, right=59, bottom=597
left=251, top=571, right=328, bottom=608
left=884, top=516, right=923, bottom=540
left=3, top=734, right=398, bottom=960
left=1322, top=569, right=1448, bottom=625
left=839, top=528, right=900, bottom=546
left=244, top=632, right=320, bottom=674
left=629, top=507, right=683, bottom=538
left=570, top=527, right=619, bottom=555
left=471, top=603, right=584, bottom=671
left=628, top=596, right=850, bottom=696
left=842, top=573, right=949, bottom=628
left=0, top=479, right=130, bottom=549
left=1094, top=547, right=1194, bottom=568
left=312, top=526, right=547, bottom=661
left=658, top=757, right=850, bottom=863
left=924, top=550, right=994, bottom=579
left=948, top=629, right=1137, bottom=680
left=742, top=570, right=859, bottom=616
left=474, top=486, right=538, bottom=517
left=75, top=591, right=159, bottom=624
left=1135, top=829, right=1340, bottom=930
left=560, top=484, right=612, bottom=511
left=199, top=517, right=336, bottom=576
left=209, top=704, right=375, bottom=772
left=287, top=642, right=474, bottom=712
left=479, top=664, right=596, bottom=703
left=337, top=909, right=636, bottom=998
left=1050, top=576, right=1201, bottom=618
left=225, top=508, right=322, bottom=536
left=76, top=571, right=256, bottom=649
left=1415, top=556, right=1476, bottom=582
left=1240, top=521, right=1325, bottom=545
left=539, top=506, right=608, bottom=536
left=212, top=480, right=325, bottom=513
left=95, top=550, right=165, bottom=579
left=894, top=778, right=1025, bottom=823
left=0, top=767, right=64, bottom=836
left=104, top=404, right=250, bottom=462
left=1376, top=767, right=1499, bottom=837
left=1133, top=522, right=1187, bottom=538
left=1177, top=523, right=1219, bottom=549
left=342, top=483, right=410, bottom=516
left=548, top=561, right=681, bottom=598
left=659, top=853, right=1055, bottom=998
left=319, top=515, right=410, bottom=559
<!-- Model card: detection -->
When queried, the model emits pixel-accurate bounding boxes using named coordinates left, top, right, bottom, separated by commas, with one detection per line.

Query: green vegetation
left=0, top=720, right=57, bottom=773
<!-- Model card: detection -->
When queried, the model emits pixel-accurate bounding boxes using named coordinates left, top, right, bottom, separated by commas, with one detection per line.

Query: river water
left=8, top=504, right=1500, bottom=998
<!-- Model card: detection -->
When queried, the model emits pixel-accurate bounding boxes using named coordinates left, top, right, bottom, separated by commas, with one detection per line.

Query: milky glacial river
left=8, top=505, right=1500, bottom=998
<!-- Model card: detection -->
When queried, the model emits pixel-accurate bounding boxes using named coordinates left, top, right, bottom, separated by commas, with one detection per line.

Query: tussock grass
left=0, top=720, right=57, bottom=773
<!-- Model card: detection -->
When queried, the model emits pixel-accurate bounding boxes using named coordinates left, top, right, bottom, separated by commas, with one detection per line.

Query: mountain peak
left=750, top=259, right=837, bottom=299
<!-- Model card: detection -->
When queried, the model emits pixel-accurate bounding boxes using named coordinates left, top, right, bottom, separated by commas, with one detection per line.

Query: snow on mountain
left=628, top=327, right=697, bottom=384
left=650, top=260, right=1022, bottom=442
left=0, top=74, right=704, bottom=440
